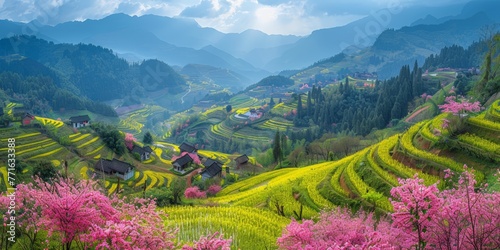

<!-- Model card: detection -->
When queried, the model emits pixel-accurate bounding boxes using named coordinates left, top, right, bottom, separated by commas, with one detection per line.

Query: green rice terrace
left=1, top=97, right=500, bottom=248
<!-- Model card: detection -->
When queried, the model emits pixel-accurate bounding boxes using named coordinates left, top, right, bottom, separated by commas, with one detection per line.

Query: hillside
left=2, top=94, right=498, bottom=248
left=288, top=13, right=494, bottom=83
left=206, top=99, right=500, bottom=219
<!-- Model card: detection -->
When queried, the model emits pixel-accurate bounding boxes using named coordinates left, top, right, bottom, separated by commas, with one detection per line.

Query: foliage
left=0, top=177, right=232, bottom=249
left=33, top=160, right=58, bottom=182
left=391, top=176, right=441, bottom=249
left=124, top=132, right=137, bottom=151
left=206, top=184, right=222, bottom=196
left=279, top=170, right=500, bottom=250
left=0, top=177, right=172, bottom=249
left=392, top=170, right=500, bottom=249
left=182, top=233, right=231, bottom=250
left=184, top=186, right=207, bottom=199
left=91, top=122, right=126, bottom=155
left=145, top=186, right=174, bottom=207
left=143, top=131, right=154, bottom=144
left=277, top=208, right=410, bottom=249
left=438, top=95, right=481, bottom=116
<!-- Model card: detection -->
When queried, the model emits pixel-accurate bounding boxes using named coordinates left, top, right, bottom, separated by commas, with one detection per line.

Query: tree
left=0, top=177, right=231, bottom=249
left=145, top=186, right=174, bottom=207
left=390, top=175, right=441, bottom=250
left=287, top=147, right=304, bottom=167
left=269, top=97, right=275, bottom=107
left=124, top=133, right=136, bottom=151
left=225, top=104, right=232, bottom=113
left=143, top=131, right=153, bottom=144
left=273, top=130, right=282, bottom=164
left=427, top=168, right=500, bottom=250
left=296, top=94, right=303, bottom=119
left=169, top=178, right=186, bottom=204
left=184, top=186, right=207, bottom=199
left=206, top=185, right=222, bottom=196
left=33, top=161, right=57, bottom=182
left=183, top=233, right=231, bottom=250
left=277, top=208, right=410, bottom=249
left=438, top=96, right=481, bottom=117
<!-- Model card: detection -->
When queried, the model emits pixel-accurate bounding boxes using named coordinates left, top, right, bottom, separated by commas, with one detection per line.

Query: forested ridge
left=0, top=36, right=187, bottom=115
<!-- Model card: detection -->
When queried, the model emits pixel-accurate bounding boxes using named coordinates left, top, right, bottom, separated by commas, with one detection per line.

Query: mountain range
left=0, top=0, right=499, bottom=88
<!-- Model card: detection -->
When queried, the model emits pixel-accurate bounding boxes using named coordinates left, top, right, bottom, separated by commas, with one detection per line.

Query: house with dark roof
left=22, top=113, right=35, bottom=126
left=131, top=145, right=153, bottom=161
left=179, top=142, right=197, bottom=153
left=69, top=115, right=91, bottom=128
left=235, top=154, right=249, bottom=166
left=201, top=158, right=223, bottom=180
left=173, top=153, right=193, bottom=172
left=12, top=107, right=29, bottom=118
left=93, top=158, right=135, bottom=180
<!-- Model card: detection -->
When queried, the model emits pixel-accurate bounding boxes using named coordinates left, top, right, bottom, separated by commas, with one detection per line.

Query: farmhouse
left=235, top=154, right=249, bottom=166
left=69, top=115, right=91, bottom=128
left=22, top=113, right=35, bottom=126
left=173, top=153, right=194, bottom=172
left=13, top=107, right=32, bottom=120
left=131, top=145, right=153, bottom=161
left=93, top=158, right=135, bottom=180
left=179, top=142, right=197, bottom=153
left=201, top=158, right=223, bottom=180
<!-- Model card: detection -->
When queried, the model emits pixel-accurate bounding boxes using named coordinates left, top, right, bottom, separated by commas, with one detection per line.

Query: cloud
left=0, top=0, right=475, bottom=35
left=257, top=0, right=289, bottom=6
left=180, top=0, right=231, bottom=18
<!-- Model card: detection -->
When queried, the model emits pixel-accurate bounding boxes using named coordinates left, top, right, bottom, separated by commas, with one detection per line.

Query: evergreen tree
left=297, top=94, right=303, bottom=117
left=306, top=91, right=312, bottom=117
left=273, top=130, right=282, bottom=164
left=269, top=97, right=276, bottom=107
left=143, top=131, right=153, bottom=144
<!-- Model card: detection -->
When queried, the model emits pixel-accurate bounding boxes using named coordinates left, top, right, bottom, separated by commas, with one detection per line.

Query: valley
left=0, top=1, right=499, bottom=249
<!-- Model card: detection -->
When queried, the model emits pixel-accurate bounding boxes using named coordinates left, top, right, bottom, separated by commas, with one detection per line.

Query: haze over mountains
left=0, top=0, right=499, bottom=89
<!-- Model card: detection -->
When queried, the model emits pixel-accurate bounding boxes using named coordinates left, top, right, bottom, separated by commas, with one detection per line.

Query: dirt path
left=405, top=105, right=430, bottom=123
left=186, top=169, right=202, bottom=187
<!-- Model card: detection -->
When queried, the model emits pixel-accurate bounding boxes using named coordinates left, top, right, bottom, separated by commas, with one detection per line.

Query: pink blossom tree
left=0, top=183, right=43, bottom=249
left=124, top=133, right=137, bottom=151
left=277, top=208, right=411, bottom=249
left=182, top=232, right=231, bottom=250
left=84, top=197, right=175, bottom=249
left=184, top=186, right=207, bottom=199
left=390, top=175, right=441, bottom=250
left=206, top=185, right=222, bottom=196
left=438, top=96, right=481, bottom=117
left=30, top=177, right=117, bottom=250
left=1, top=177, right=230, bottom=249
left=427, top=168, right=500, bottom=249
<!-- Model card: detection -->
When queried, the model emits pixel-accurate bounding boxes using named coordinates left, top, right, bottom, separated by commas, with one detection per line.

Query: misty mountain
left=289, top=12, right=496, bottom=82
left=0, top=13, right=298, bottom=84
left=259, top=2, right=482, bottom=72
left=411, top=0, right=500, bottom=26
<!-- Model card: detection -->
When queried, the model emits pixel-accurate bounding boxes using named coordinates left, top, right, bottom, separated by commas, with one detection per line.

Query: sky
left=0, top=0, right=471, bottom=35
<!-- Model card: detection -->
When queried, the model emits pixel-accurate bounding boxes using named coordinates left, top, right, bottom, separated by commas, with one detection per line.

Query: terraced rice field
left=212, top=109, right=499, bottom=218
left=118, top=105, right=165, bottom=134
left=257, top=118, right=293, bottom=130
left=229, top=95, right=259, bottom=108
left=163, top=206, right=289, bottom=250
left=36, top=117, right=64, bottom=128
left=132, top=170, right=175, bottom=190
